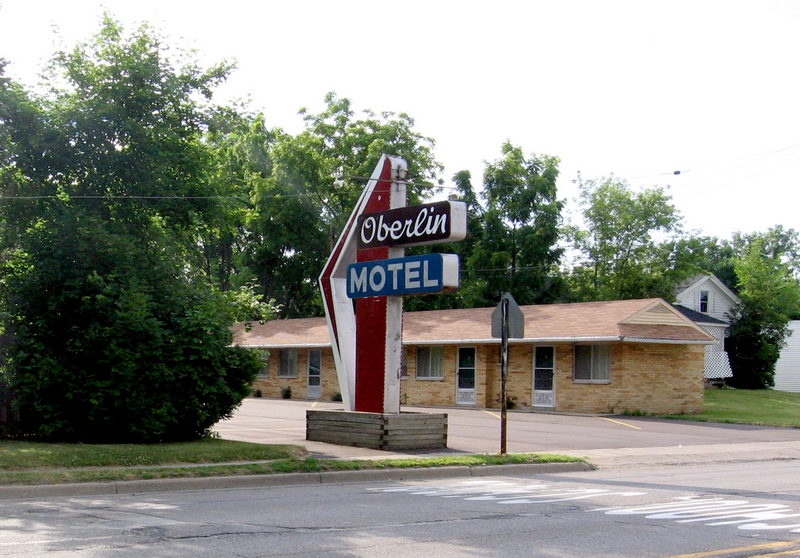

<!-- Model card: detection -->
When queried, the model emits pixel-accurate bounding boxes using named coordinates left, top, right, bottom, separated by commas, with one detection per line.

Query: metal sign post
left=491, top=292, right=524, bottom=455
left=500, top=297, right=509, bottom=455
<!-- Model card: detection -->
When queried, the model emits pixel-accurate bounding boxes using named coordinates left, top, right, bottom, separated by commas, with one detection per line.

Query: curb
left=0, top=461, right=593, bottom=500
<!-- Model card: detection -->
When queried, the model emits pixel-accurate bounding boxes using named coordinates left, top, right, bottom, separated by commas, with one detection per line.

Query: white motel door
left=533, top=346, right=555, bottom=408
left=457, top=347, right=477, bottom=405
left=307, top=350, right=322, bottom=399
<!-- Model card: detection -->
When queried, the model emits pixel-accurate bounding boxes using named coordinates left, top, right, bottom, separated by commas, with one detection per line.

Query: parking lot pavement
left=214, top=398, right=800, bottom=467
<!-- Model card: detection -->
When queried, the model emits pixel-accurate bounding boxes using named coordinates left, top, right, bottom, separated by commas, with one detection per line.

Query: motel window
left=573, top=344, right=610, bottom=382
left=416, top=346, right=444, bottom=379
left=699, top=290, right=710, bottom=313
left=278, top=349, right=298, bottom=378
left=256, top=351, right=269, bottom=378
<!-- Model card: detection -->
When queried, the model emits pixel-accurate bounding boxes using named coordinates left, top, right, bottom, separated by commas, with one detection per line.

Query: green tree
left=687, top=236, right=738, bottom=292
left=565, top=177, right=687, bottom=301
left=460, top=142, right=566, bottom=307
left=404, top=169, right=485, bottom=312
left=727, top=237, right=800, bottom=388
left=732, top=226, right=800, bottom=281
left=201, top=110, right=275, bottom=292
left=0, top=18, right=264, bottom=442
left=243, top=92, right=443, bottom=317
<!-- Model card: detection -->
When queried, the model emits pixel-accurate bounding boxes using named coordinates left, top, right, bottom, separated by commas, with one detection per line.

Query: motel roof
left=232, top=298, right=715, bottom=349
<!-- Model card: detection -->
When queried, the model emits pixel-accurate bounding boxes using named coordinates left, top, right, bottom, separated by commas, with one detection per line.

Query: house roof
left=232, top=298, right=715, bottom=348
left=672, top=304, right=728, bottom=326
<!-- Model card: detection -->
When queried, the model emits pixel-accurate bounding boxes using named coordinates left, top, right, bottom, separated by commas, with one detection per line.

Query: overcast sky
left=1, top=0, right=798, bottom=240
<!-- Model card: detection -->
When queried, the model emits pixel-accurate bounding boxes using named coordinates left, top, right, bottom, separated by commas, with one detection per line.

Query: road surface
left=3, top=461, right=800, bottom=557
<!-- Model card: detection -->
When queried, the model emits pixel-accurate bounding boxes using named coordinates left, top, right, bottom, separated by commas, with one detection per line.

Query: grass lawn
left=0, top=437, right=582, bottom=486
left=665, top=388, right=800, bottom=427
left=0, top=438, right=306, bottom=469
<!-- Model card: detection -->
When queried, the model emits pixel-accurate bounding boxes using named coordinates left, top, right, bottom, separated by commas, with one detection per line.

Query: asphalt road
left=4, top=400, right=800, bottom=556
left=4, top=461, right=800, bottom=557
left=214, top=399, right=800, bottom=467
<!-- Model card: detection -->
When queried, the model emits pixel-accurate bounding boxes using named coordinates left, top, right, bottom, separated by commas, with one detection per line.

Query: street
left=4, top=400, right=800, bottom=557
left=3, top=461, right=800, bottom=557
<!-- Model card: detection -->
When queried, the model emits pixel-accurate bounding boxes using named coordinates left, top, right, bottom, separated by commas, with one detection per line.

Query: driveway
left=214, top=398, right=800, bottom=467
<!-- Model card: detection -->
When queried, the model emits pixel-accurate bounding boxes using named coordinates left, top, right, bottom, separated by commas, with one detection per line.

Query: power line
left=0, top=195, right=246, bottom=200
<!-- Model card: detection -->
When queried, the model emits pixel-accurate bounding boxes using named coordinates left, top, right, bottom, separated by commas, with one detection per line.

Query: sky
left=1, top=0, right=798, bottom=240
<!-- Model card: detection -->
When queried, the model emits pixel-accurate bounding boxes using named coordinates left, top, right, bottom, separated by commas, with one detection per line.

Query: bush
left=0, top=20, right=263, bottom=443
left=2, top=222, right=262, bottom=442
left=726, top=305, right=785, bottom=389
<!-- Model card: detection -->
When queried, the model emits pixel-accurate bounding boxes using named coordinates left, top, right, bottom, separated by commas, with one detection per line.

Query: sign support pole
left=500, top=297, right=509, bottom=455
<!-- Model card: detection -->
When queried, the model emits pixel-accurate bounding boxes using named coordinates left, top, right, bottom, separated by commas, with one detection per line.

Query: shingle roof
left=232, top=298, right=715, bottom=348
left=672, top=304, right=728, bottom=326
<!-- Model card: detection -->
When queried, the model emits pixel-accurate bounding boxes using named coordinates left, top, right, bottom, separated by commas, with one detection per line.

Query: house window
left=416, top=346, right=444, bottom=379
left=278, top=349, right=298, bottom=378
left=699, top=290, right=710, bottom=313
left=256, top=351, right=269, bottom=378
left=573, top=344, right=610, bottom=382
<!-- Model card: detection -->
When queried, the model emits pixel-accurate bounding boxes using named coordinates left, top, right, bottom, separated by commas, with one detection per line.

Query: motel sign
left=347, top=252, right=460, bottom=298
left=319, top=155, right=467, bottom=413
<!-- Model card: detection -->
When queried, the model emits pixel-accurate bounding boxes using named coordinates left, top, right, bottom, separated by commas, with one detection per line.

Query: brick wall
left=250, top=341, right=705, bottom=415
left=252, top=348, right=340, bottom=401
left=401, top=346, right=458, bottom=406
left=554, top=343, right=705, bottom=414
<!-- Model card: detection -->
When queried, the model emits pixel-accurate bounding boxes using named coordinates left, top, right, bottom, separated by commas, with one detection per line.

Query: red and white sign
left=319, top=155, right=467, bottom=414
left=319, top=155, right=407, bottom=413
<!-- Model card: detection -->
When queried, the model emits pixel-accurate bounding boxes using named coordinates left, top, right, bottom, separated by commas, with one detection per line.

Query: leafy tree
left=732, top=226, right=800, bottom=281
left=727, top=238, right=800, bottom=388
left=0, top=18, right=264, bottom=441
left=565, top=177, right=687, bottom=301
left=201, top=110, right=275, bottom=292
left=243, top=92, right=442, bottom=317
left=405, top=169, right=485, bottom=312
left=687, top=236, right=738, bottom=292
left=460, top=142, right=566, bottom=307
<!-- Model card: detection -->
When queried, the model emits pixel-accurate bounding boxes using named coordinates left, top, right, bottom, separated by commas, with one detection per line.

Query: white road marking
left=372, top=479, right=800, bottom=534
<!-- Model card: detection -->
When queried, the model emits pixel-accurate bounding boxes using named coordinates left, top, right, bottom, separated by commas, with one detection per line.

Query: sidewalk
left=264, top=433, right=800, bottom=469
left=551, top=440, right=800, bottom=468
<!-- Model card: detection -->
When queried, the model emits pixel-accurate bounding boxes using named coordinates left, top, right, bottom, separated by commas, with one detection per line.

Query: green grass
left=0, top=438, right=306, bottom=469
left=0, top=439, right=582, bottom=486
left=665, top=388, right=800, bottom=427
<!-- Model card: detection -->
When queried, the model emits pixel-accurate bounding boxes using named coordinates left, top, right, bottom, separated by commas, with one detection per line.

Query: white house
left=775, top=320, right=800, bottom=392
left=674, top=274, right=740, bottom=382
left=675, top=274, right=740, bottom=322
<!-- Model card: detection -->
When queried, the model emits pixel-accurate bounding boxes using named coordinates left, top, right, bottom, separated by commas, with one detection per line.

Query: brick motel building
left=232, top=298, right=715, bottom=415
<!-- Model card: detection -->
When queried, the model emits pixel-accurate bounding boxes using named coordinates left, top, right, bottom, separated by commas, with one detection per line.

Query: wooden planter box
left=306, top=410, right=447, bottom=450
